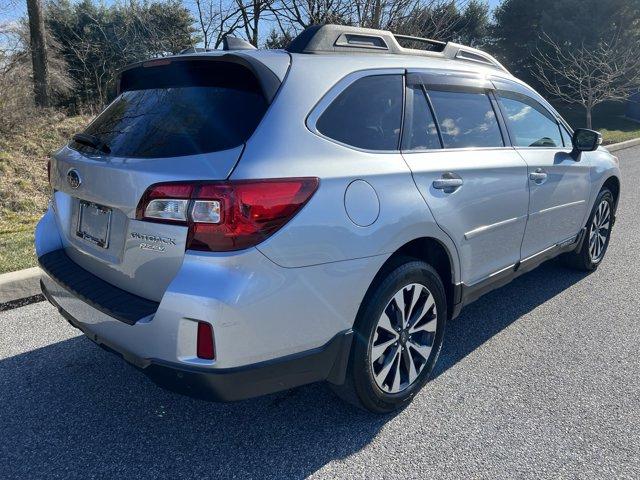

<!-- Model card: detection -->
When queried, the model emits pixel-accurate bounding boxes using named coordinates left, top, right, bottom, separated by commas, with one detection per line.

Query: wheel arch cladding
left=364, top=237, right=455, bottom=321
left=602, top=176, right=620, bottom=210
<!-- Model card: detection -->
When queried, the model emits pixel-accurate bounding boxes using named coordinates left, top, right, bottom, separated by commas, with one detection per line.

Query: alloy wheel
left=589, top=199, right=611, bottom=263
left=369, top=283, right=437, bottom=394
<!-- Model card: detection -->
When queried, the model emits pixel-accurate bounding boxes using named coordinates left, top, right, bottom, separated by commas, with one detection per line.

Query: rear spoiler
left=116, top=53, right=282, bottom=103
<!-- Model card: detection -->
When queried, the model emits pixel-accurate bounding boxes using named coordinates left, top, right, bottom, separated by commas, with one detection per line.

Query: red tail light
left=136, top=178, right=319, bottom=252
left=196, top=322, right=215, bottom=360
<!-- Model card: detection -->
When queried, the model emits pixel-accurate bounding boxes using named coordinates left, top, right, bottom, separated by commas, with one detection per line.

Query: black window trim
left=401, top=82, right=444, bottom=152
left=423, top=83, right=445, bottom=148
left=406, top=70, right=494, bottom=91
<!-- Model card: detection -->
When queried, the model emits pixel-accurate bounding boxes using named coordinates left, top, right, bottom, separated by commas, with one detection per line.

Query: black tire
left=330, top=257, right=447, bottom=414
left=563, top=188, right=615, bottom=271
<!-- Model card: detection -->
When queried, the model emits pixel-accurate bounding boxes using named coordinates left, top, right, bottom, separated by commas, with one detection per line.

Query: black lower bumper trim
left=41, top=279, right=354, bottom=402
left=38, top=249, right=159, bottom=325
left=144, top=331, right=353, bottom=402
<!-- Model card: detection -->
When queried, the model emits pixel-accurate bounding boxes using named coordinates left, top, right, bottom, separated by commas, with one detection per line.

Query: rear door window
left=316, top=75, right=403, bottom=151
left=402, top=85, right=442, bottom=151
left=497, top=91, right=563, bottom=148
left=73, top=61, right=268, bottom=158
left=427, top=89, right=504, bottom=149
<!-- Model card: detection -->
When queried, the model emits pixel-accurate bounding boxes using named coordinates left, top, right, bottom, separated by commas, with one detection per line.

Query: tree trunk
left=586, top=106, right=593, bottom=130
left=372, top=0, right=382, bottom=29
left=26, top=0, right=49, bottom=107
left=251, top=0, right=259, bottom=47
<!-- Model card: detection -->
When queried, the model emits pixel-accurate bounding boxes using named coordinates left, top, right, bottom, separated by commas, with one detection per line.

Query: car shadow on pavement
left=0, top=331, right=389, bottom=479
left=433, top=259, right=589, bottom=378
left=0, top=259, right=588, bottom=480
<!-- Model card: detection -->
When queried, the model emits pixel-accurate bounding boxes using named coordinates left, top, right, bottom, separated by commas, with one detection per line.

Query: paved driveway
left=1, top=148, right=639, bottom=479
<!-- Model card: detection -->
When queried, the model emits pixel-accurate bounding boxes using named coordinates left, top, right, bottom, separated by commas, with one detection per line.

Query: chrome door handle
left=529, top=169, right=548, bottom=184
left=433, top=174, right=463, bottom=192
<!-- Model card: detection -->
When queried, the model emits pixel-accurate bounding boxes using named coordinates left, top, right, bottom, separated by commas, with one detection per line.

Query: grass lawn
left=0, top=114, right=90, bottom=274
left=0, top=226, right=37, bottom=274
left=557, top=102, right=640, bottom=145
left=0, top=210, right=41, bottom=274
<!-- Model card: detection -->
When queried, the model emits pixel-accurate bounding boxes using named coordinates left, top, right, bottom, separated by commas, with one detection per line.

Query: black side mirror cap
left=572, top=128, right=602, bottom=152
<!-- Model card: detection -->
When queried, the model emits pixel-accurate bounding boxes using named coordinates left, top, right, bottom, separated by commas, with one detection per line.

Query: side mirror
left=572, top=128, right=602, bottom=152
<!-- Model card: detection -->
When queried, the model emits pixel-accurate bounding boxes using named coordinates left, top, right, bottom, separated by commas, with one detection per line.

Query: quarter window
left=498, top=91, right=563, bottom=148
left=427, top=89, right=504, bottom=149
left=316, top=75, right=403, bottom=151
left=403, top=85, right=442, bottom=151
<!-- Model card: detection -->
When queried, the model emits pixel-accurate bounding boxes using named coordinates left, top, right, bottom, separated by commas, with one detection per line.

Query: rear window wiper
left=72, top=133, right=111, bottom=154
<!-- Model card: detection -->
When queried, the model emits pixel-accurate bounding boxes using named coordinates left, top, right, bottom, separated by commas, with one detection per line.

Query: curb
left=0, top=267, right=42, bottom=306
left=605, top=138, right=640, bottom=152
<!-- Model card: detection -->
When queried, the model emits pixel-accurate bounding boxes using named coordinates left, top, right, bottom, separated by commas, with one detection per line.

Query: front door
left=401, top=74, right=530, bottom=286
left=493, top=85, right=592, bottom=259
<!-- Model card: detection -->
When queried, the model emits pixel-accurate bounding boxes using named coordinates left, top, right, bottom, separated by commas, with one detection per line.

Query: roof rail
left=286, top=24, right=509, bottom=74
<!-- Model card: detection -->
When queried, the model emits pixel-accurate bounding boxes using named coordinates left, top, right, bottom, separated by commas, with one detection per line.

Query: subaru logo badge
left=67, top=169, right=81, bottom=189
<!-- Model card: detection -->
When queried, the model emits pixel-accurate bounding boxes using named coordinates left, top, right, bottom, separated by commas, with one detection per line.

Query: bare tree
left=26, top=0, right=49, bottom=107
left=401, top=0, right=468, bottom=40
left=236, top=0, right=275, bottom=46
left=534, top=33, right=640, bottom=129
left=351, top=0, right=420, bottom=30
left=0, top=19, right=70, bottom=132
left=271, top=0, right=351, bottom=31
left=194, top=0, right=245, bottom=49
left=269, top=0, right=469, bottom=46
left=0, top=21, right=31, bottom=131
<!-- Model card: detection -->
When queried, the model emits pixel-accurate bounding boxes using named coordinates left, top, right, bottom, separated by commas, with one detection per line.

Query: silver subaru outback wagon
left=36, top=25, right=620, bottom=413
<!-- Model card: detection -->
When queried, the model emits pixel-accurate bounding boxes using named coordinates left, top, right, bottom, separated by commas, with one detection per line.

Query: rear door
left=401, top=72, right=529, bottom=286
left=49, top=56, right=280, bottom=301
left=493, top=80, right=592, bottom=259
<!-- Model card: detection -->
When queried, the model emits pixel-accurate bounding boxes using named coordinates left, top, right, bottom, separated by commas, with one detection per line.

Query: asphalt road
left=1, top=148, right=639, bottom=480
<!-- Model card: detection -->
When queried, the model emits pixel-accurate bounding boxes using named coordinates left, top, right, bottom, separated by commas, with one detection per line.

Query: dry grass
left=0, top=113, right=90, bottom=273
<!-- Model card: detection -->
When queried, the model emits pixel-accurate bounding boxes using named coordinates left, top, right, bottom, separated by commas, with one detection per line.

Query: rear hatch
left=48, top=53, right=288, bottom=301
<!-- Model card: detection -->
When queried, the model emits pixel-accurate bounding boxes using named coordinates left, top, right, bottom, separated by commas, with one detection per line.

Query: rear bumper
left=36, top=207, right=385, bottom=371
left=41, top=279, right=353, bottom=401
left=35, top=205, right=387, bottom=400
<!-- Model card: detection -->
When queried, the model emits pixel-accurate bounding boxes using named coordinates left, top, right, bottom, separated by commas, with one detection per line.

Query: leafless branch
left=533, top=32, right=640, bottom=128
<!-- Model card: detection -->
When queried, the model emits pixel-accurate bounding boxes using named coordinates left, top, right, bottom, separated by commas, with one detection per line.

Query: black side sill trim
left=460, top=229, right=585, bottom=306
left=38, top=249, right=159, bottom=325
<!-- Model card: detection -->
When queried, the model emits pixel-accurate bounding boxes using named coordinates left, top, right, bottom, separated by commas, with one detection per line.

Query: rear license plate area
left=76, top=200, right=112, bottom=249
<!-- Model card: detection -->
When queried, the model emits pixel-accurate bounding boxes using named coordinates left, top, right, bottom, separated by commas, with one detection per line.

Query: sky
left=0, top=0, right=503, bottom=28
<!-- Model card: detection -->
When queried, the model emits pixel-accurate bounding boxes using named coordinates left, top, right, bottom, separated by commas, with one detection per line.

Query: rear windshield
left=72, top=61, right=268, bottom=158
